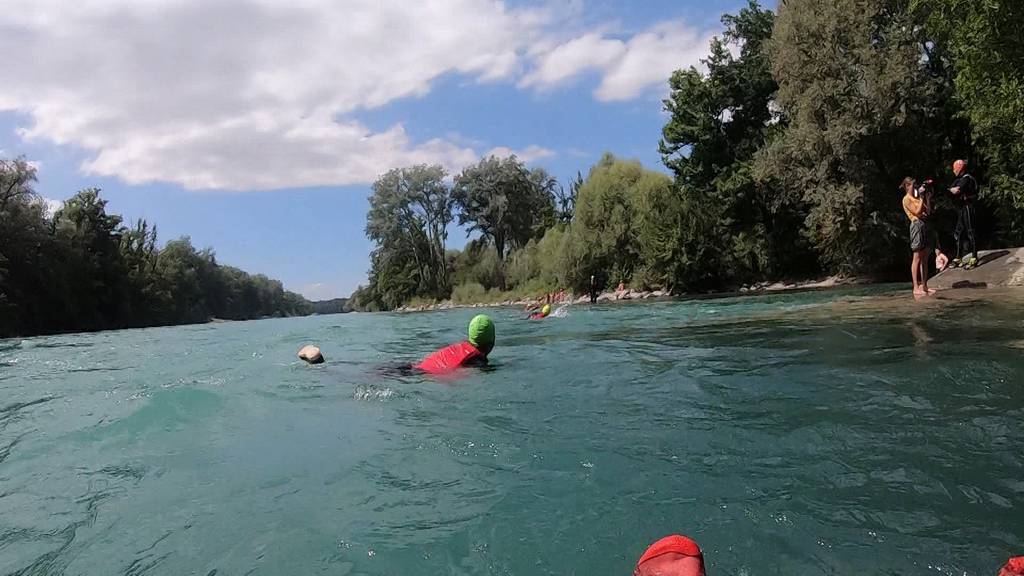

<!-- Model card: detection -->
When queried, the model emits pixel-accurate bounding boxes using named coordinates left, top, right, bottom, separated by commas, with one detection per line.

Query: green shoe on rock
left=964, top=257, right=978, bottom=270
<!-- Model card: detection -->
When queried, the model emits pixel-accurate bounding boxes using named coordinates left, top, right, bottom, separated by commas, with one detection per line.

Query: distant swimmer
left=634, top=534, right=705, bottom=576
left=297, top=345, right=324, bottom=364
left=414, top=314, right=495, bottom=375
left=529, top=304, right=551, bottom=320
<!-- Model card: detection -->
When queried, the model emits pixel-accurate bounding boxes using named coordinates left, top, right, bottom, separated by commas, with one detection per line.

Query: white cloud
left=524, top=20, right=715, bottom=102
left=595, top=22, right=716, bottom=101
left=0, top=0, right=716, bottom=191
left=41, top=197, right=62, bottom=218
left=300, top=282, right=346, bottom=301
left=520, top=32, right=626, bottom=90
left=484, top=145, right=556, bottom=163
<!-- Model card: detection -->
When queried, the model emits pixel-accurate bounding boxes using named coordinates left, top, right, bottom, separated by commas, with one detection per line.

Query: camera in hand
left=913, top=178, right=935, bottom=199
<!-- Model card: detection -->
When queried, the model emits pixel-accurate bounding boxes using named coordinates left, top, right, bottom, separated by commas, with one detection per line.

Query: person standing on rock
left=589, top=275, right=598, bottom=304
left=902, top=177, right=937, bottom=297
left=950, top=159, right=979, bottom=269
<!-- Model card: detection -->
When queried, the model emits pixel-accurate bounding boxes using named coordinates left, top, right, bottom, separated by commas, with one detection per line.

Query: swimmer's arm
left=903, top=196, right=925, bottom=218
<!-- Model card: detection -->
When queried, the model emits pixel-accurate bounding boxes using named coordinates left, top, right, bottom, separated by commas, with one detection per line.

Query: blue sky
left=0, top=0, right=747, bottom=300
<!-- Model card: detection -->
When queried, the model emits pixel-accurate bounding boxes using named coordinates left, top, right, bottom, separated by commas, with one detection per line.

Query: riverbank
left=395, top=275, right=872, bottom=312
left=930, top=247, right=1024, bottom=290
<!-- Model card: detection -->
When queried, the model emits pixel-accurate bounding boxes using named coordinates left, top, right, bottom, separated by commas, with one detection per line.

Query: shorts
left=909, top=219, right=931, bottom=252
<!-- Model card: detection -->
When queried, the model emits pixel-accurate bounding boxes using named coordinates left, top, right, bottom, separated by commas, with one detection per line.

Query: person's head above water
left=467, top=314, right=495, bottom=355
left=633, top=535, right=705, bottom=576
left=541, top=304, right=551, bottom=317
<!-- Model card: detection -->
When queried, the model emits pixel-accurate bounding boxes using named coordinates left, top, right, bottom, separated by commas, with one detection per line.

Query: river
left=1, top=286, right=1022, bottom=575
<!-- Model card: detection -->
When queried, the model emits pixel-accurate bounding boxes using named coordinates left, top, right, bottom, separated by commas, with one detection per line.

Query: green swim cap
left=468, top=314, right=495, bottom=353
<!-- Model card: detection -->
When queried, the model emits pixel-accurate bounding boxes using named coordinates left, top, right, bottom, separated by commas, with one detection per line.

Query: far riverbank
left=395, top=275, right=874, bottom=313
left=394, top=247, right=1024, bottom=313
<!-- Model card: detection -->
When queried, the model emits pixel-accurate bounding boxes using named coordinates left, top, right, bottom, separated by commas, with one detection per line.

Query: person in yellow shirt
left=901, top=177, right=948, bottom=297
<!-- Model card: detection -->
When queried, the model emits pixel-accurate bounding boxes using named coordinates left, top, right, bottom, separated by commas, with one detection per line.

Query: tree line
left=352, top=0, right=1024, bottom=311
left=0, top=158, right=312, bottom=338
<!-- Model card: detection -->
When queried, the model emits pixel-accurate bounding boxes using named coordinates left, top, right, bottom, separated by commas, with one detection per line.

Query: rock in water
left=298, top=345, right=324, bottom=364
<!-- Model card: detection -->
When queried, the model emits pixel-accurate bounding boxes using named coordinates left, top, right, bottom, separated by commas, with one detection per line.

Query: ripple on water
left=354, top=385, right=396, bottom=401
left=1, top=290, right=1023, bottom=575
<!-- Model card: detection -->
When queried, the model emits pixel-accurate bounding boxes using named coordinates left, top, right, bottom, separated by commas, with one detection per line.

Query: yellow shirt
left=903, top=194, right=925, bottom=222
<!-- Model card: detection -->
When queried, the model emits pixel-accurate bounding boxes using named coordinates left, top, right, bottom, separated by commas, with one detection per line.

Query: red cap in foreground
left=999, top=557, right=1024, bottom=576
left=635, top=535, right=705, bottom=576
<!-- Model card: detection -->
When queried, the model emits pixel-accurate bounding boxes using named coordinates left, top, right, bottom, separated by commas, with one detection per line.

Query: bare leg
left=911, top=251, right=924, bottom=295
left=921, top=248, right=935, bottom=293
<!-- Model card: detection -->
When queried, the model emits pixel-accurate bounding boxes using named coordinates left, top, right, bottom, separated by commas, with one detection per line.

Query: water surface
left=2, top=287, right=1022, bottom=575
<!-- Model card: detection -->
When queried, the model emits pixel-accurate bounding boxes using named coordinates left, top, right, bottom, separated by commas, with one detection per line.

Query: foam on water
left=551, top=303, right=571, bottom=317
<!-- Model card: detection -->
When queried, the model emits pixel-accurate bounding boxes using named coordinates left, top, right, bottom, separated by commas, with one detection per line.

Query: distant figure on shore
left=414, top=315, right=495, bottom=375
left=634, top=534, right=705, bottom=576
left=950, top=159, right=979, bottom=269
left=902, top=176, right=948, bottom=297
left=529, top=304, right=551, bottom=320
left=590, top=275, right=598, bottom=304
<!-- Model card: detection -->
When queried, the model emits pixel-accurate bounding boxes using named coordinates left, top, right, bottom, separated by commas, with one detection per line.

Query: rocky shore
left=395, top=275, right=867, bottom=313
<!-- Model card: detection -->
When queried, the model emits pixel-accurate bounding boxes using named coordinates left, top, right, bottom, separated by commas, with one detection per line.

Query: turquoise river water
left=1, top=287, right=1022, bottom=575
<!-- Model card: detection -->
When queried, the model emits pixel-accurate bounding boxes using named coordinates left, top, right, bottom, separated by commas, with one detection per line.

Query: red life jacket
left=414, top=341, right=485, bottom=374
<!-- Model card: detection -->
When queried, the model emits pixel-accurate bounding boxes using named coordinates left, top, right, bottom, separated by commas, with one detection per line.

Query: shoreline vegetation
left=4, top=1, right=1024, bottom=334
left=0, top=169, right=328, bottom=339
left=394, top=275, right=871, bottom=313
left=349, top=1, right=1024, bottom=314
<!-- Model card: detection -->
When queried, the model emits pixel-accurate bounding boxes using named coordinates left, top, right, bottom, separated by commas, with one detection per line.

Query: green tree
left=570, top=154, right=641, bottom=285
left=506, top=224, right=570, bottom=291
left=449, top=239, right=503, bottom=291
left=152, top=237, right=212, bottom=324
left=452, top=155, right=556, bottom=287
left=0, top=158, right=50, bottom=334
left=119, top=218, right=162, bottom=325
left=53, top=188, right=129, bottom=329
left=630, top=170, right=700, bottom=290
left=366, top=165, right=452, bottom=303
left=564, top=154, right=676, bottom=290
left=756, top=0, right=951, bottom=273
left=0, top=158, right=312, bottom=337
left=661, top=1, right=810, bottom=286
left=555, top=171, right=583, bottom=224
left=918, top=0, right=1024, bottom=241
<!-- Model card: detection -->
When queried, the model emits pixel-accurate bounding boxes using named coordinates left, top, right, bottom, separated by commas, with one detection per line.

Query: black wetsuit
left=952, top=172, right=978, bottom=261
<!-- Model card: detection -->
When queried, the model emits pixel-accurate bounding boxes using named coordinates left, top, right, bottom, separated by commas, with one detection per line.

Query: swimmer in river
left=414, top=314, right=495, bottom=375
left=1000, top=557, right=1024, bottom=576
left=529, top=304, right=551, bottom=320
left=634, top=534, right=705, bottom=576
